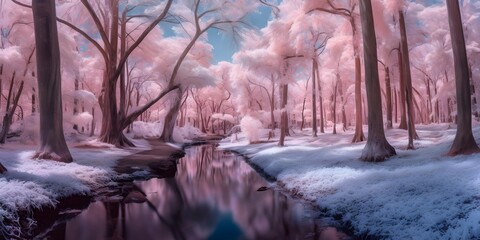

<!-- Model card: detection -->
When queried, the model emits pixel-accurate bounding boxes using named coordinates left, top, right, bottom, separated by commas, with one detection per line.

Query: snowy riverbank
left=220, top=124, right=480, bottom=239
left=0, top=138, right=150, bottom=238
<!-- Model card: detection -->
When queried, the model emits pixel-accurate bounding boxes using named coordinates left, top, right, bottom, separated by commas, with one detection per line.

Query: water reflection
left=45, top=144, right=348, bottom=240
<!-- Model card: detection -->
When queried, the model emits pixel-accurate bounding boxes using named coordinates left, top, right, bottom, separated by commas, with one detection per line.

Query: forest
left=1, top=0, right=480, bottom=239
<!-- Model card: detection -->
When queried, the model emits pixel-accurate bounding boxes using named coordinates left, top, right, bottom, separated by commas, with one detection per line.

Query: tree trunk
left=397, top=50, right=408, bottom=130
left=301, top=96, right=306, bottom=131
left=32, top=87, right=36, bottom=114
left=32, top=0, right=72, bottom=162
left=352, top=55, right=365, bottom=142
left=311, top=59, right=317, bottom=136
left=337, top=74, right=347, bottom=131
left=270, top=77, right=276, bottom=133
left=332, top=79, right=338, bottom=134
left=446, top=0, right=480, bottom=155
left=0, top=73, right=24, bottom=144
left=385, top=67, right=393, bottom=129
left=279, top=84, right=288, bottom=146
left=359, top=0, right=396, bottom=162
left=90, top=107, right=95, bottom=137
left=159, top=89, right=182, bottom=142
left=315, top=60, right=325, bottom=133
left=394, top=87, right=398, bottom=123
left=73, top=77, right=79, bottom=131
left=399, top=10, right=418, bottom=149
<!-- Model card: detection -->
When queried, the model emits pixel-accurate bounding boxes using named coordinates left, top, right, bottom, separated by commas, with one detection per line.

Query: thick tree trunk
left=279, top=84, right=288, bottom=146
left=32, top=0, right=72, bottom=162
left=446, top=0, right=480, bottom=155
left=159, top=89, right=182, bottom=142
left=399, top=11, right=418, bottom=149
left=359, top=0, right=396, bottom=162
left=385, top=67, right=393, bottom=129
left=311, top=59, right=317, bottom=136
left=352, top=56, right=365, bottom=142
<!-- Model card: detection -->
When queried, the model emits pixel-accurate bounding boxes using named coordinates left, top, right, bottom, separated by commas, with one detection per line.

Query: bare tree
left=446, top=0, right=480, bottom=156
left=359, top=0, right=396, bottom=162
left=32, top=0, right=72, bottom=162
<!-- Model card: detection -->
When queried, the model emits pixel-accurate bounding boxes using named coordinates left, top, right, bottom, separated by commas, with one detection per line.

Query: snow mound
left=0, top=145, right=132, bottom=238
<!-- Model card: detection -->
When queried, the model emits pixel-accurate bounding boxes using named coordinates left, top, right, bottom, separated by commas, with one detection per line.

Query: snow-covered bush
left=132, top=121, right=163, bottom=138
left=240, top=115, right=262, bottom=143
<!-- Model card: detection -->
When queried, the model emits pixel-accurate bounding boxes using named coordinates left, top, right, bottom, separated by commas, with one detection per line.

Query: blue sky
left=160, top=5, right=272, bottom=64
left=207, top=6, right=272, bottom=63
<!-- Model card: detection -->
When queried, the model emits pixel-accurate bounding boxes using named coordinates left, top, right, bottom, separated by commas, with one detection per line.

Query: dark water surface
left=43, top=144, right=349, bottom=240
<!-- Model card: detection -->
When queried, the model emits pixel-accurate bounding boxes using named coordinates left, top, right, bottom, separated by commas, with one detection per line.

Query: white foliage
left=240, top=115, right=262, bottom=143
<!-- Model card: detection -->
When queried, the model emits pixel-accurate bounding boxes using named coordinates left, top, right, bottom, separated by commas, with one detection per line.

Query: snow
left=220, top=124, right=480, bottom=239
left=0, top=139, right=150, bottom=238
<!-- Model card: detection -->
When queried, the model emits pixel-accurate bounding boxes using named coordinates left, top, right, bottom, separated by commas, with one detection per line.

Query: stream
left=40, top=143, right=350, bottom=240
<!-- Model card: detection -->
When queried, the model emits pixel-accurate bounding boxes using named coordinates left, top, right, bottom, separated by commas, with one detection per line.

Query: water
left=43, top=144, right=349, bottom=240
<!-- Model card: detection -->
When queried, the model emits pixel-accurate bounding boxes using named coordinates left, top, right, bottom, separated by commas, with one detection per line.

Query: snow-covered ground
left=220, top=124, right=480, bottom=240
left=0, top=138, right=150, bottom=238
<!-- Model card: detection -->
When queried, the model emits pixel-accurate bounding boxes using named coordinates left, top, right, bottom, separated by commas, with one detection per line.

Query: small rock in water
left=257, top=186, right=269, bottom=191
left=124, top=191, right=147, bottom=203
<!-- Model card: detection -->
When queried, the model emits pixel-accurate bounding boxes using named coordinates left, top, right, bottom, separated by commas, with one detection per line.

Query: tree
left=446, top=0, right=480, bottom=156
left=359, top=0, right=396, bottom=162
left=32, top=0, right=72, bottom=162
left=398, top=9, right=418, bottom=149
left=307, top=0, right=365, bottom=143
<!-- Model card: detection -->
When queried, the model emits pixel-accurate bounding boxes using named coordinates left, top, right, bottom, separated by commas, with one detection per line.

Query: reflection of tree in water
left=156, top=144, right=316, bottom=239
left=53, top=144, right=329, bottom=240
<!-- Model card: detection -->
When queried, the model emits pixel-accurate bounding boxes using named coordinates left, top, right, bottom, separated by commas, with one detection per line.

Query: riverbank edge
left=219, top=143, right=379, bottom=240
left=5, top=139, right=191, bottom=239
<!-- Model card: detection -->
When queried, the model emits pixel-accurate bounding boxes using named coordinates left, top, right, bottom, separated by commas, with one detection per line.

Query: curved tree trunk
left=359, top=0, right=396, bottom=162
left=159, top=89, right=182, bottom=143
left=446, top=0, right=480, bottom=156
left=32, top=0, right=72, bottom=162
